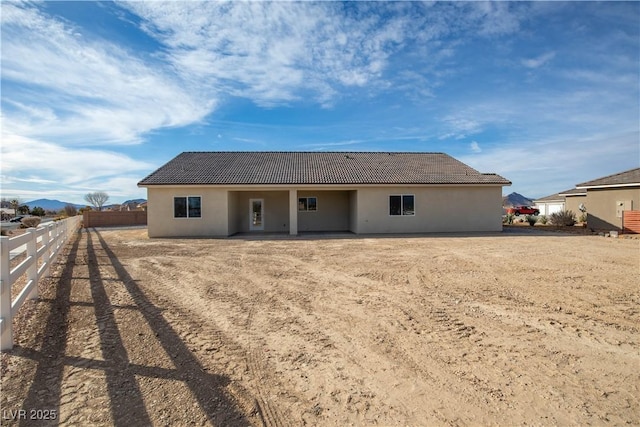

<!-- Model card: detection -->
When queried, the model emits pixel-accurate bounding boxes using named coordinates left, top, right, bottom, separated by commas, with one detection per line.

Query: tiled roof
left=534, top=192, right=565, bottom=203
left=138, top=152, right=511, bottom=186
left=576, top=168, right=640, bottom=188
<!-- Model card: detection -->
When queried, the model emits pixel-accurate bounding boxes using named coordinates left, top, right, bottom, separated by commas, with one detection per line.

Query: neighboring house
left=534, top=188, right=589, bottom=217
left=0, top=208, right=16, bottom=221
left=558, top=188, right=587, bottom=215
left=120, top=202, right=140, bottom=211
left=138, top=152, right=511, bottom=237
left=575, top=168, right=640, bottom=231
left=534, top=192, right=565, bottom=216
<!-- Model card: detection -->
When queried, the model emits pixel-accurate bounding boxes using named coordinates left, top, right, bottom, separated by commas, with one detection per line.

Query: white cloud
left=470, top=141, right=482, bottom=153
left=441, top=115, right=483, bottom=138
left=1, top=133, right=152, bottom=202
left=302, top=140, right=365, bottom=150
left=522, top=51, right=556, bottom=69
left=466, top=1, right=523, bottom=36
left=460, top=131, right=639, bottom=198
left=120, top=1, right=405, bottom=106
left=1, top=2, right=212, bottom=144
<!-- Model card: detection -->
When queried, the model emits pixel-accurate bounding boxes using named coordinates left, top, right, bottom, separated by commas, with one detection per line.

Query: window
left=389, top=195, right=415, bottom=216
left=298, top=197, right=317, bottom=211
left=174, top=196, right=201, bottom=218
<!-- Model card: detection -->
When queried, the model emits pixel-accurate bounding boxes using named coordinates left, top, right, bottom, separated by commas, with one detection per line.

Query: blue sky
left=1, top=1, right=638, bottom=205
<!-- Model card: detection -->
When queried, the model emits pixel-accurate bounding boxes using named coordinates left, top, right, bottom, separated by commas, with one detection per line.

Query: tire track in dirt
left=230, top=253, right=480, bottom=423
left=402, top=253, right=639, bottom=424
left=128, top=254, right=290, bottom=427
left=84, top=231, right=152, bottom=426
left=245, top=303, right=289, bottom=427
left=61, top=230, right=639, bottom=426
left=90, top=230, right=254, bottom=426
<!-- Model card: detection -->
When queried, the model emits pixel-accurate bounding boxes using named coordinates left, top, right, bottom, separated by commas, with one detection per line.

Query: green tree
left=31, top=206, right=46, bottom=217
left=17, top=205, right=30, bottom=215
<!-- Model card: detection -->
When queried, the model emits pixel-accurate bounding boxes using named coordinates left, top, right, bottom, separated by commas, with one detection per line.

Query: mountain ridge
left=25, top=198, right=146, bottom=211
left=502, top=192, right=534, bottom=207
left=24, top=199, right=85, bottom=210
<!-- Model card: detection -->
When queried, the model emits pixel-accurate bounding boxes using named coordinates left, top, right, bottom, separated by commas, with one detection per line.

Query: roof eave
left=138, top=181, right=511, bottom=187
left=575, top=183, right=640, bottom=190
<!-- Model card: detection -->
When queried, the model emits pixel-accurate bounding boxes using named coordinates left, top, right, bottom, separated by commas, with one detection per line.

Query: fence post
left=26, top=228, right=38, bottom=300
left=1, top=236, right=13, bottom=350
left=55, top=221, right=61, bottom=255
left=43, top=223, right=53, bottom=278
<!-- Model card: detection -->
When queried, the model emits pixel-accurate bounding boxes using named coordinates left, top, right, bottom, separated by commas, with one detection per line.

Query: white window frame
left=389, top=194, right=415, bottom=216
left=298, top=196, right=318, bottom=212
left=174, top=195, right=202, bottom=219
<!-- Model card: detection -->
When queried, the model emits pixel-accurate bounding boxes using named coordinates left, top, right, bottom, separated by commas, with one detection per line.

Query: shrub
left=578, top=212, right=587, bottom=223
left=20, top=217, right=41, bottom=228
left=549, top=210, right=576, bottom=226
left=503, top=214, right=514, bottom=225
left=63, top=204, right=78, bottom=217
left=538, top=215, right=548, bottom=225
left=526, top=215, right=538, bottom=226
left=31, top=206, right=46, bottom=217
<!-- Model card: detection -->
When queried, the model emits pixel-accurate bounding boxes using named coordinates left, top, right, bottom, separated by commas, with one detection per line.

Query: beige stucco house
left=575, top=168, right=640, bottom=231
left=138, top=152, right=511, bottom=237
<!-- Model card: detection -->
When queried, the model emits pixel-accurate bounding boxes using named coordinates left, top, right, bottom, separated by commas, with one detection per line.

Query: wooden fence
left=83, top=210, right=147, bottom=228
left=0, top=216, right=81, bottom=350
left=623, top=210, right=640, bottom=234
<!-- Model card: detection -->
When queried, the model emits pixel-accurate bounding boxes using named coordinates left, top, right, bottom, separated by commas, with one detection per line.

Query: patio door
left=249, top=199, right=264, bottom=231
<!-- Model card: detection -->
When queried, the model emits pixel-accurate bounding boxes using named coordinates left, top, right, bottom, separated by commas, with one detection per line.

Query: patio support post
left=289, top=189, right=298, bottom=235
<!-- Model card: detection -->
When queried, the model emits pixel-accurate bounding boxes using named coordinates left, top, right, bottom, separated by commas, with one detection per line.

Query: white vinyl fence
left=0, top=216, right=81, bottom=350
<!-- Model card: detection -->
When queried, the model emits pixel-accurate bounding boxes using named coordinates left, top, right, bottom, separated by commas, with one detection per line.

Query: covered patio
left=227, top=189, right=355, bottom=235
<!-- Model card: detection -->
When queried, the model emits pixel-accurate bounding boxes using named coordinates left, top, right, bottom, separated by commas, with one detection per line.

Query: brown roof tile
left=138, top=152, right=511, bottom=186
left=576, top=168, right=640, bottom=188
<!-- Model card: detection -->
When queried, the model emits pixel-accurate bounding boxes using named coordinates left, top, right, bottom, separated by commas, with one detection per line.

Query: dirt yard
left=1, top=227, right=638, bottom=426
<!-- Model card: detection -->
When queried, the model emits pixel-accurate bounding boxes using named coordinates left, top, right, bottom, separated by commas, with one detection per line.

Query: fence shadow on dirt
left=17, top=230, right=81, bottom=426
left=13, top=228, right=250, bottom=426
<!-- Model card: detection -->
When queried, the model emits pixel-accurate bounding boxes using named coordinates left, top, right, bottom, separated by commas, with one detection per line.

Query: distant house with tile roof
left=534, top=187, right=589, bottom=217
left=536, top=168, right=640, bottom=232
left=575, top=168, right=640, bottom=231
left=533, top=192, right=566, bottom=216
left=138, top=152, right=511, bottom=237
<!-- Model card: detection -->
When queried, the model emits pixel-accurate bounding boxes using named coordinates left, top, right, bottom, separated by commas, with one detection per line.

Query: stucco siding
left=349, top=190, right=358, bottom=233
left=355, top=186, right=503, bottom=233
left=227, top=191, right=240, bottom=235
left=584, top=187, right=640, bottom=230
left=147, top=187, right=228, bottom=237
left=231, top=191, right=290, bottom=233
left=564, top=195, right=586, bottom=217
left=146, top=185, right=505, bottom=237
left=297, top=191, right=350, bottom=232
